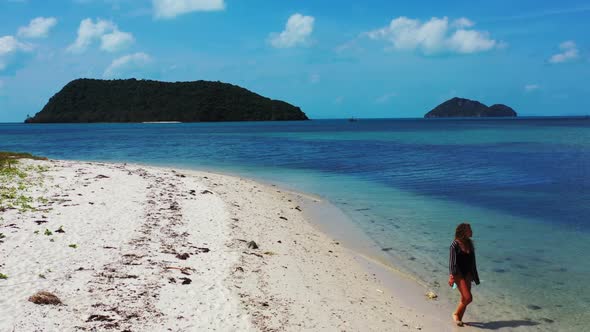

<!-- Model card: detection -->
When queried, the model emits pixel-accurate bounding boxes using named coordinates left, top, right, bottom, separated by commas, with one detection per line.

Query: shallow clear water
left=1, top=118, right=589, bottom=330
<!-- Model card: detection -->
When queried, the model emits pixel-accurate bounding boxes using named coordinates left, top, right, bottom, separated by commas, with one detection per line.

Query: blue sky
left=0, top=0, right=589, bottom=122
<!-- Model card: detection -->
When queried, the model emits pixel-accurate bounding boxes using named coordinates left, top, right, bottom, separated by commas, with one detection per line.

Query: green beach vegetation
left=0, top=151, right=46, bottom=168
left=0, top=151, right=48, bottom=213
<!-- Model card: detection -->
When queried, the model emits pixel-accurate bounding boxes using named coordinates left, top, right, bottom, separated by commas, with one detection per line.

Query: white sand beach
left=0, top=159, right=468, bottom=331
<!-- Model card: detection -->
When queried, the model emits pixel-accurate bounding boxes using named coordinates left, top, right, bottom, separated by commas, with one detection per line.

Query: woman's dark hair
left=455, top=223, right=474, bottom=251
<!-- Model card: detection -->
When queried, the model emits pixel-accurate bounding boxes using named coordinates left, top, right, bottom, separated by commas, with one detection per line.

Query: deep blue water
left=1, top=118, right=589, bottom=330
left=3, top=119, right=588, bottom=230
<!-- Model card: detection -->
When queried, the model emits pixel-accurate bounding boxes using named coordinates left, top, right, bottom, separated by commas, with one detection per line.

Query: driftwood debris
left=165, top=266, right=194, bottom=275
left=28, top=291, right=62, bottom=305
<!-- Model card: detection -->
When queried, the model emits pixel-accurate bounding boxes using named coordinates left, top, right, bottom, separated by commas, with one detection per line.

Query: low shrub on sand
left=0, top=151, right=46, bottom=169
left=0, top=151, right=48, bottom=212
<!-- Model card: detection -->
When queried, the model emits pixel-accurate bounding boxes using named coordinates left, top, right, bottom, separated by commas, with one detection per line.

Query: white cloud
left=270, top=13, right=315, bottom=48
left=375, top=92, right=397, bottom=104
left=453, top=17, right=474, bottom=28
left=491, top=6, right=590, bottom=22
left=101, top=30, right=134, bottom=52
left=67, top=18, right=133, bottom=53
left=0, top=79, right=7, bottom=96
left=367, top=16, right=497, bottom=54
left=0, top=35, right=33, bottom=70
left=560, top=40, right=576, bottom=49
left=18, top=17, right=57, bottom=38
left=448, top=29, right=497, bottom=53
left=335, top=38, right=361, bottom=53
left=153, top=0, right=225, bottom=19
left=67, top=18, right=115, bottom=53
left=0, top=36, right=32, bottom=56
left=549, top=41, right=579, bottom=63
left=524, top=84, right=540, bottom=92
left=309, top=73, right=320, bottom=84
left=103, top=52, right=152, bottom=78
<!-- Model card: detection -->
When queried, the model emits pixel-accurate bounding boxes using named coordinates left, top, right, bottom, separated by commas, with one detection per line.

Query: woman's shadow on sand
left=465, top=320, right=540, bottom=330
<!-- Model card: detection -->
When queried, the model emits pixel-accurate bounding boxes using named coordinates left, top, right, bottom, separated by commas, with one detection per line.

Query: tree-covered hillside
left=25, top=78, right=309, bottom=123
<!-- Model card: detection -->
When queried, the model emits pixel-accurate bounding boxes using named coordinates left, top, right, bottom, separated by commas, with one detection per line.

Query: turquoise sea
left=1, top=118, right=589, bottom=331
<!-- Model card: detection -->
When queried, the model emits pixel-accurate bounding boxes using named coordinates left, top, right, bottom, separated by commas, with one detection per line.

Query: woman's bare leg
left=455, top=276, right=473, bottom=322
left=452, top=277, right=465, bottom=325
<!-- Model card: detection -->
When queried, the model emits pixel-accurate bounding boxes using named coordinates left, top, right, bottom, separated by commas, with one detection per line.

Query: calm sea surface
left=1, top=118, right=589, bottom=331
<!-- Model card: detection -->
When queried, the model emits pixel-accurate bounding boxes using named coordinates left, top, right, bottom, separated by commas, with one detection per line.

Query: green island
left=25, top=78, right=309, bottom=123
left=424, top=97, right=517, bottom=118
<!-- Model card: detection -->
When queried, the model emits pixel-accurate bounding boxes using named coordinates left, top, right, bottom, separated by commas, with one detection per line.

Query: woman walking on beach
left=448, top=223, right=480, bottom=326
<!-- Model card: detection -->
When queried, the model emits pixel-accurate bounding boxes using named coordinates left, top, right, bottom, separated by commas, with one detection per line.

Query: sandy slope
left=0, top=160, right=460, bottom=331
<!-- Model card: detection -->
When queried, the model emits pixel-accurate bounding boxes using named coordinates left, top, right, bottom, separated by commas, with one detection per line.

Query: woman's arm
left=472, top=249, right=480, bottom=285
left=449, top=241, right=458, bottom=286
